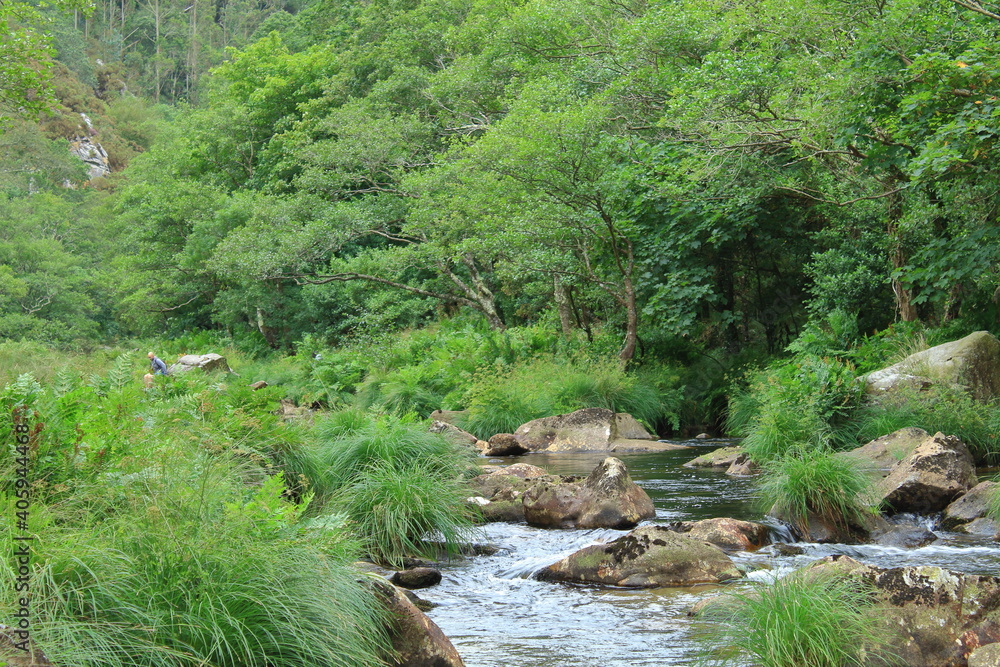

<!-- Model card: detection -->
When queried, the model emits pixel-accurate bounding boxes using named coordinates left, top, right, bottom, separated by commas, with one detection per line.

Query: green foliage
left=699, top=570, right=894, bottom=667
left=852, top=387, right=1000, bottom=464
left=758, top=448, right=876, bottom=537
left=728, top=353, right=863, bottom=459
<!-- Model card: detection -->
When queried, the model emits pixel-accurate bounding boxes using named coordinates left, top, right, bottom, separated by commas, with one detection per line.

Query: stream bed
left=419, top=442, right=1000, bottom=667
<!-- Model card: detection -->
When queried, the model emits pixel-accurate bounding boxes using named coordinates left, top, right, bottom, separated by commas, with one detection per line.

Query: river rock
left=477, top=499, right=524, bottom=523
left=839, top=427, right=930, bottom=474
left=391, top=567, right=443, bottom=590
left=168, top=353, right=233, bottom=374
left=969, top=642, right=1000, bottom=667
left=806, top=555, right=1000, bottom=667
left=373, top=579, right=465, bottom=667
left=522, top=457, right=655, bottom=529
left=483, top=433, right=529, bottom=456
left=864, top=331, right=1000, bottom=402
left=683, top=446, right=743, bottom=468
left=467, top=471, right=535, bottom=502
left=666, top=518, right=770, bottom=551
left=725, top=453, right=759, bottom=477
left=537, top=525, right=743, bottom=587
left=514, top=408, right=679, bottom=453
left=960, top=517, right=1000, bottom=537
left=877, top=432, right=977, bottom=515
left=870, top=524, right=938, bottom=548
left=941, top=481, right=997, bottom=530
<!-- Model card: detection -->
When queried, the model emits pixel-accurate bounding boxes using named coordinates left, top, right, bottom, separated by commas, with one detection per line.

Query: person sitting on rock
left=144, top=351, right=169, bottom=388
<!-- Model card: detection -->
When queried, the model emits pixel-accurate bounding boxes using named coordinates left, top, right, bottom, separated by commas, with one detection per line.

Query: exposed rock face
left=807, top=555, right=1000, bottom=667
left=839, top=427, right=930, bottom=474
left=248, top=380, right=268, bottom=390
left=666, top=518, right=770, bottom=551
left=391, top=567, right=442, bottom=590
left=483, top=433, right=528, bottom=457
left=942, top=481, right=997, bottom=531
left=961, top=517, right=1000, bottom=536
left=683, top=446, right=744, bottom=468
left=877, top=432, right=977, bottom=515
left=168, top=353, right=233, bottom=374
left=68, top=135, right=111, bottom=180
left=522, top=457, right=655, bottom=529
left=537, top=526, right=743, bottom=587
left=514, top=408, right=665, bottom=452
left=373, top=580, right=465, bottom=667
left=864, top=331, right=1000, bottom=402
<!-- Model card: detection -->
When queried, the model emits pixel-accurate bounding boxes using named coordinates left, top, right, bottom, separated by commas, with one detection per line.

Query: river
left=419, top=441, right=1000, bottom=667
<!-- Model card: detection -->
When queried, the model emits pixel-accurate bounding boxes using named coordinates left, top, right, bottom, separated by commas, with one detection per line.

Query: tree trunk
left=887, top=186, right=918, bottom=322
left=553, top=275, right=574, bottom=338
left=619, top=278, right=638, bottom=364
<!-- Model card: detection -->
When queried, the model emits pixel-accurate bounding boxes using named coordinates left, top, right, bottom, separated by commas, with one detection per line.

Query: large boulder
left=169, top=353, right=233, bottom=374
left=839, top=427, right=930, bottom=475
left=969, top=642, right=1000, bottom=667
left=373, top=580, right=465, bottom=667
left=522, top=457, right=655, bottom=529
left=864, top=331, right=1000, bottom=402
left=665, top=518, right=770, bottom=551
left=807, top=555, right=1000, bottom=667
left=514, top=408, right=684, bottom=453
left=877, top=432, right=977, bottom=515
left=537, top=525, right=743, bottom=587
left=942, top=481, right=997, bottom=531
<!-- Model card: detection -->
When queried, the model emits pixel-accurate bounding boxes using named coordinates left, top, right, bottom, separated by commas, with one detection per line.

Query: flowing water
left=420, top=441, right=1000, bottom=667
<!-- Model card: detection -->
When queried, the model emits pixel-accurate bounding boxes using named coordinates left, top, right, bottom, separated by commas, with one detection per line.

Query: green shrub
left=699, top=570, right=893, bottom=667
left=758, top=448, right=876, bottom=536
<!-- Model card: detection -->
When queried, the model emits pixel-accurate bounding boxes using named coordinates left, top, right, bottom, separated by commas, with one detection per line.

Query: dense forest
left=3, top=0, right=1000, bottom=665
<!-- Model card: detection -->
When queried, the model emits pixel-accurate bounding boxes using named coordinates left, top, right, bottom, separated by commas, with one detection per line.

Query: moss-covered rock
left=536, top=526, right=743, bottom=587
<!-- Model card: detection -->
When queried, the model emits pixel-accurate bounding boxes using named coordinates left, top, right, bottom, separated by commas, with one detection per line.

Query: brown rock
left=870, top=524, right=938, bottom=548
left=373, top=580, right=465, bottom=667
left=877, top=432, right=977, bottom=515
left=522, top=457, right=655, bottom=529
left=168, top=353, right=233, bottom=374
left=391, top=567, right=443, bottom=590
left=725, top=453, right=759, bottom=477
left=942, top=481, right=997, bottom=530
left=537, top=526, right=743, bottom=587
left=666, top=518, right=770, bottom=551
left=429, top=410, right=466, bottom=425
left=249, top=380, right=268, bottom=390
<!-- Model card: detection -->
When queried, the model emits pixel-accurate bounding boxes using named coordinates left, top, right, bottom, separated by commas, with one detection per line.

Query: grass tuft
left=698, top=570, right=894, bottom=667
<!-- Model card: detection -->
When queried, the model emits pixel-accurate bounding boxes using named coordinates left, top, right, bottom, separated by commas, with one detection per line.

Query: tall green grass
left=290, top=410, right=479, bottom=564
left=699, top=570, right=894, bottom=667
left=758, top=448, right=876, bottom=537
left=1, top=454, right=391, bottom=667
left=851, top=386, right=1000, bottom=464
